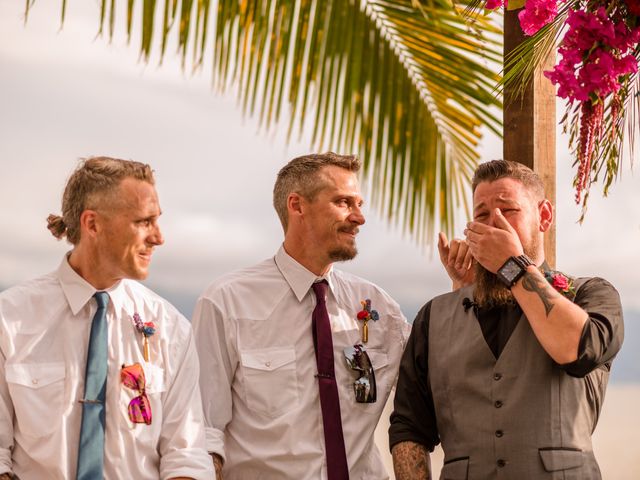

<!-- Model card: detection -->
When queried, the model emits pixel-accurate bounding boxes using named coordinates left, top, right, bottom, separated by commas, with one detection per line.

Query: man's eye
left=474, top=213, right=487, bottom=220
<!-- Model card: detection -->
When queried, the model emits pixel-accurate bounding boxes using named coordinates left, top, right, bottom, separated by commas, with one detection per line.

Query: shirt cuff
left=205, top=426, right=226, bottom=462
left=159, top=447, right=214, bottom=480
left=0, top=448, right=11, bottom=475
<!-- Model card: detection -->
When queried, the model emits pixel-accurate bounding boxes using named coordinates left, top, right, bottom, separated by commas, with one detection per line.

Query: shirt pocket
left=119, top=363, right=166, bottom=429
left=143, top=362, right=166, bottom=394
left=340, top=349, right=390, bottom=414
left=6, top=362, right=66, bottom=437
left=240, top=347, right=299, bottom=417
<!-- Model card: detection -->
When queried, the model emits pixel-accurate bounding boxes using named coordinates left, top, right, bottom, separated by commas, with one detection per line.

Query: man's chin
left=128, top=265, right=150, bottom=281
left=473, top=265, right=514, bottom=308
left=328, top=245, right=358, bottom=263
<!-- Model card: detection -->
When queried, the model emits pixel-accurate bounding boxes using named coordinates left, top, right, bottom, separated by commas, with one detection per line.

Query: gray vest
left=429, top=283, right=607, bottom=480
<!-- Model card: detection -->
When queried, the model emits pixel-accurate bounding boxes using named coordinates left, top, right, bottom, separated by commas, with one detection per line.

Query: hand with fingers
left=464, top=208, right=524, bottom=273
left=438, top=232, right=475, bottom=290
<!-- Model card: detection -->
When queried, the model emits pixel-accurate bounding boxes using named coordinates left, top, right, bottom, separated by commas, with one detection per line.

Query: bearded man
left=389, top=160, right=624, bottom=479
left=192, top=152, right=410, bottom=479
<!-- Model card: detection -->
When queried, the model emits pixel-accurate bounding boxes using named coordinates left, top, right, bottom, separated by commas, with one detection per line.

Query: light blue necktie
left=76, top=291, right=109, bottom=480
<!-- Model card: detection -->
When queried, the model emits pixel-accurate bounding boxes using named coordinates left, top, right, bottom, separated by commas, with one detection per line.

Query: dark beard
left=328, top=245, right=358, bottom=262
left=473, top=242, right=539, bottom=308
left=473, top=263, right=515, bottom=308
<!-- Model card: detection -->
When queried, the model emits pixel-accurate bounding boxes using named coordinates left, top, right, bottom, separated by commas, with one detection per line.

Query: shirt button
left=494, top=400, right=503, bottom=408
left=32, top=379, right=39, bottom=385
left=493, top=373, right=502, bottom=381
left=495, top=430, right=504, bottom=437
left=265, top=361, right=271, bottom=367
left=497, top=459, right=506, bottom=468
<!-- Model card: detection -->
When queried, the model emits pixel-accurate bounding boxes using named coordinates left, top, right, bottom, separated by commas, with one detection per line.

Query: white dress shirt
left=192, top=246, right=410, bottom=480
left=0, top=256, right=214, bottom=480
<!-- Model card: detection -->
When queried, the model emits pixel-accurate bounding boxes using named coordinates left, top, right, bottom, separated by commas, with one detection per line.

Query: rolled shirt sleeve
left=559, top=277, right=624, bottom=378
left=157, top=325, right=215, bottom=480
left=0, top=341, right=14, bottom=475
left=388, top=302, right=440, bottom=452
left=191, top=295, right=237, bottom=461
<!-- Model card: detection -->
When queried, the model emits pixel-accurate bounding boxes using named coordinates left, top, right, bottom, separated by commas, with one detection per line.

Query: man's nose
left=350, top=205, right=365, bottom=225
left=149, top=223, right=164, bottom=246
left=487, top=210, right=499, bottom=227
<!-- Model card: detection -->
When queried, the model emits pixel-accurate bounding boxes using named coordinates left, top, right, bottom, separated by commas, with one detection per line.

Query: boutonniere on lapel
left=132, top=313, right=156, bottom=362
left=542, top=270, right=577, bottom=300
left=356, top=299, right=379, bottom=344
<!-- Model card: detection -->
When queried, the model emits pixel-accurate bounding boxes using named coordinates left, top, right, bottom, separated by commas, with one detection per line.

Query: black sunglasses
left=343, top=344, right=376, bottom=403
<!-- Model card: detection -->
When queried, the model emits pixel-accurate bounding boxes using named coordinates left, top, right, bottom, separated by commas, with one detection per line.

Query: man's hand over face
left=438, top=232, right=474, bottom=289
left=465, top=208, right=524, bottom=273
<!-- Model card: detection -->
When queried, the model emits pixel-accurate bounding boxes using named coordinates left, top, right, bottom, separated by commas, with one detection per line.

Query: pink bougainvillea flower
left=518, top=0, right=559, bottom=36
left=485, top=0, right=504, bottom=10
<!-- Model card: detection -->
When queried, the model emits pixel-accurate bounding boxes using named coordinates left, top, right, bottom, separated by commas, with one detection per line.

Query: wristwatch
left=497, top=254, right=534, bottom=288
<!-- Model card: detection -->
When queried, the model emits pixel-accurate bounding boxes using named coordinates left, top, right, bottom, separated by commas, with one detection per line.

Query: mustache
left=338, top=225, right=359, bottom=235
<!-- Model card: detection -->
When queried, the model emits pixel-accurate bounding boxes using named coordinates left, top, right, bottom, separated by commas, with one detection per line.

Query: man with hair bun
left=0, top=157, right=214, bottom=480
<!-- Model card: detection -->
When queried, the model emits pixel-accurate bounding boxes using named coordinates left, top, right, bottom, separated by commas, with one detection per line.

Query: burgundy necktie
left=311, top=280, right=349, bottom=480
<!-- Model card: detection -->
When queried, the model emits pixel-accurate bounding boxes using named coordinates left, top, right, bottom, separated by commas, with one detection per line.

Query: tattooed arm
left=511, top=267, right=588, bottom=364
left=392, top=441, right=431, bottom=480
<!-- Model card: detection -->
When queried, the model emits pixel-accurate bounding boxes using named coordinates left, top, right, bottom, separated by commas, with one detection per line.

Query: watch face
left=500, top=259, right=522, bottom=283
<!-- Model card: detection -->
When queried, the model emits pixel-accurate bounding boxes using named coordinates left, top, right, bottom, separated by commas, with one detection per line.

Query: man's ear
left=78, top=209, right=101, bottom=240
left=287, top=192, right=305, bottom=219
left=539, top=199, right=553, bottom=232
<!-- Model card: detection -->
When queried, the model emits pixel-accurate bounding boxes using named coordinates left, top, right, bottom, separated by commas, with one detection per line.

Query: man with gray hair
left=0, top=157, right=214, bottom=480
left=390, top=160, right=624, bottom=479
left=192, top=152, right=410, bottom=479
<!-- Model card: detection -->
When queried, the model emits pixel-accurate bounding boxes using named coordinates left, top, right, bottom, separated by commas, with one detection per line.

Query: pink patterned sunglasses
left=120, top=363, right=152, bottom=425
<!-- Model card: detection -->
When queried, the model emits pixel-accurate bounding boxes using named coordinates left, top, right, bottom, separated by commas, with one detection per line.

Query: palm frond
left=53, top=0, right=504, bottom=243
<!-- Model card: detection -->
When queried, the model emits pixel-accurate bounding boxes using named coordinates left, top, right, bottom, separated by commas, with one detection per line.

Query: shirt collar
left=274, top=245, right=336, bottom=302
left=57, top=253, right=127, bottom=315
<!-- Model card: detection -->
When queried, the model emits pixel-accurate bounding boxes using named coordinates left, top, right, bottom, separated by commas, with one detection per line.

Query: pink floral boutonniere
left=356, top=299, right=379, bottom=344
left=543, top=270, right=576, bottom=300
left=132, top=313, right=156, bottom=362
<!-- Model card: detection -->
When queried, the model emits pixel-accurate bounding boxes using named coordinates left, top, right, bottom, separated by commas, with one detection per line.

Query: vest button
left=494, top=400, right=503, bottom=408
left=495, top=429, right=504, bottom=437
left=493, top=373, right=502, bottom=380
left=497, top=459, right=506, bottom=467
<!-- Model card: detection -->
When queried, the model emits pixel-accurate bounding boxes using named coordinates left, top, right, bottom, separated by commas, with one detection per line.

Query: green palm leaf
left=47, top=0, right=503, bottom=243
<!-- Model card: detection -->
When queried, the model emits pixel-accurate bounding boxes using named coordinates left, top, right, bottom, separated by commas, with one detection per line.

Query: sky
left=1, top=0, right=639, bottom=326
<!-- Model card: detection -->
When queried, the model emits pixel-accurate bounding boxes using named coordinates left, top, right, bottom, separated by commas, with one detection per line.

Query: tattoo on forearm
left=521, top=272, right=555, bottom=316
left=392, top=441, right=431, bottom=480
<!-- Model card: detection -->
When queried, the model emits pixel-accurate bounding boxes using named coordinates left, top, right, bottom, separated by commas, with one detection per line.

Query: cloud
left=1, top=0, right=639, bottom=321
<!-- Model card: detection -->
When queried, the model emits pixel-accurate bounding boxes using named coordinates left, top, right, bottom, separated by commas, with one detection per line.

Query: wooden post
left=503, top=10, right=557, bottom=268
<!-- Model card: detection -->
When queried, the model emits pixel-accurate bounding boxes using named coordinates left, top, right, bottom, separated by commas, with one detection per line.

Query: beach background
left=1, top=2, right=638, bottom=478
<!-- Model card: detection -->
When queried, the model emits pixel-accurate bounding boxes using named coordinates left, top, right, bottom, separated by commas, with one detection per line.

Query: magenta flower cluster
left=485, top=0, right=640, bottom=204
left=518, top=0, right=559, bottom=35
left=545, top=7, right=640, bottom=103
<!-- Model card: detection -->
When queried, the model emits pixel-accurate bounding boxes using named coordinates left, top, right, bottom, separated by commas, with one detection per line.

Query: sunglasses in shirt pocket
left=240, top=347, right=299, bottom=418
left=340, top=348, right=390, bottom=413
left=119, top=362, right=166, bottom=429
left=5, top=362, right=66, bottom=437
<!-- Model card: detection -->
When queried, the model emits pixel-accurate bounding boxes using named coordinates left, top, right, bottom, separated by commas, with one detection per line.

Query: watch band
left=512, top=254, right=534, bottom=270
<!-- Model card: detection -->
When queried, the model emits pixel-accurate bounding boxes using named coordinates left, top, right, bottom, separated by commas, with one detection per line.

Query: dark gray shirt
left=389, top=276, right=624, bottom=451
